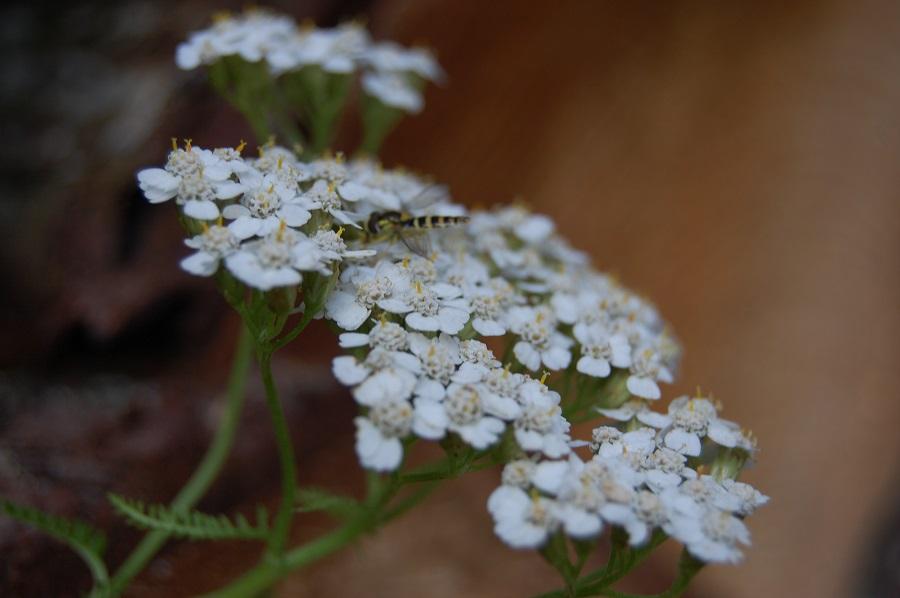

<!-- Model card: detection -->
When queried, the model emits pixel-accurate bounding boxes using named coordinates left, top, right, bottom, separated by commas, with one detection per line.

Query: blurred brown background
left=1, top=1, right=899, bottom=597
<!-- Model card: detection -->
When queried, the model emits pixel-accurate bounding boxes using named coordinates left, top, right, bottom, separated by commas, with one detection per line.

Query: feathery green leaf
left=108, top=494, right=268, bottom=541
left=1, top=497, right=109, bottom=585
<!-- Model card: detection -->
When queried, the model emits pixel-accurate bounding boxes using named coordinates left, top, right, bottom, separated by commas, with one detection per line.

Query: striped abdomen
left=402, top=215, right=470, bottom=229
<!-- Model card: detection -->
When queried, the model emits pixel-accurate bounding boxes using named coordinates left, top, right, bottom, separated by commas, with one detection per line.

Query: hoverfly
left=365, top=210, right=470, bottom=257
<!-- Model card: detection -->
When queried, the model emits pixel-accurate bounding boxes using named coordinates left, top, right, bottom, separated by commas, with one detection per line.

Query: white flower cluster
left=321, top=178, right=680, bottom=471
left=488, top=394, right=766, bottom=564
left=175, top=9, right=443, bottom=113
left=136, top=142, right=399, bottom=289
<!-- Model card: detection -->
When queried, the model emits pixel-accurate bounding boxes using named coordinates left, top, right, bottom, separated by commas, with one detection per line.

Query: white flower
left=338, top=320, right=409, bottom=352
left=292, top=228, right=375, bottom=274
left=601, top=490, right=669, bottom=546
left=667, top=508, right=751, bottom=564
left=626, top=347, right=671, bottom=400
left=596, top=398, right=672, bottom=429
left=407, top=332, right=461, bottom=401
left=573, top=322, right=631, bottom=378
left=224, top=226, right=311, bottom=290
left=137, top=145, right=235, bottom=220
left=508, top=306, right=572, bottom=372
left=530, top=456, right=605, bottom=539
left=413, top=383, right=505, bottom=449
left=642, top=447, right=697, bottom=492
left=500, top=460, right=537, bottom=488
left=364, top=42, right=444, bottom=82
left=720, top=479, right=769, bottom=516
left=299, top=179, right=361, bottom=227
left=175, top=10, right=299, bottom=70
left=331, top=348, right=420, bottom=386
left=487, top=486, right=558, bottom=549
left=180, top=222, right=241, bottom=276
left=325, top=261, right=411, bottom=330
left=283, top=23, right=370, bottom=74
left=662, top=396, right=744, bottom=457
left=514, top=380, right=571, bottom=458
left=402, top=280, right=470, bottom=335
left=362, top=71, right=423, bottom=113
left=590, top=426, right=657, bottom=458
left=354, top=397, right=413, bottom=471
left=220, top=171, right=311, bottom=237
left=352, top=366, right=417, bottom=406
left=466, top=289, right=508, bottom=336
left=458, top=340, right=501, bottom=369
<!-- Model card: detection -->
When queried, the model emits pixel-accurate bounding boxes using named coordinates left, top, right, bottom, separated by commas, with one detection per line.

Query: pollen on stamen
left=183, top=138, right=193, bottom=151
left=235, top=139, right=247, bottom=154
left=171, top=137, right=178, bottom=151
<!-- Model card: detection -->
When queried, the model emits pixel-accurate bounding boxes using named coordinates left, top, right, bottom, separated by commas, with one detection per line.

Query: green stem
left=205, top=521, right=364, bottom=598
left=208, top=457, right=448, bottom=596
left=257, top=349, right=299, bottom=558
left=107, top=324, right=254, bottom=596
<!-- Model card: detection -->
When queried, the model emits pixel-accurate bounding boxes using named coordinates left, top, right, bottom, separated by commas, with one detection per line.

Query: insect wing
left=403, top=184, right=449, bottom=211
left=397, top=228, right=433, bottom=258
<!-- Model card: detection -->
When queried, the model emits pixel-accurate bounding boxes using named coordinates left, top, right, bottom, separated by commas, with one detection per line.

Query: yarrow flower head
left=132, top=11, right=769, bottom=595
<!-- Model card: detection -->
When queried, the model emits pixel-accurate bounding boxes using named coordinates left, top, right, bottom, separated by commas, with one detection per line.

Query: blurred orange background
left=2, top=1, right=899, bottom=597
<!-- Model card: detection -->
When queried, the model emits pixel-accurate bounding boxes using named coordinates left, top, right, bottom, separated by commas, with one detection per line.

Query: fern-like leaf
left=1, top=498, right=109, bottom=585
left=108, top=494, right=269, bottom=541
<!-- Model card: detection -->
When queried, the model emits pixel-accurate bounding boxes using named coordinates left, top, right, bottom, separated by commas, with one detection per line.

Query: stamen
left=414, top=281, right=423, bottom=295
left=277, top=156, right=283, bottom=170
left=276, top=219, right=286, bottom=241
left=336, top=226, right=345, bottom=238
left=171, top=137, right=178, bottom=151
left=267, top=184, right=275, bottom=194
left=200, top=221, right=209, bottom=232
left=334, top=151, right=345, bottom=164
left=401, top=256, right=410, bottom=269
left=183, top=138, right=193, bottom=151
left=235, top=139, right=247, bottom=153
left=217, top=215, right=223, bottom=226
left=540, top=371, right=550, bottom=385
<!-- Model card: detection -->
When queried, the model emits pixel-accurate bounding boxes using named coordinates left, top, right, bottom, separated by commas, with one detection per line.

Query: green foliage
left=1, top=497, right=109, bottom=585
left=108, top=494, right=269, bottom=541
left=295, top=487, right=360, bottom=521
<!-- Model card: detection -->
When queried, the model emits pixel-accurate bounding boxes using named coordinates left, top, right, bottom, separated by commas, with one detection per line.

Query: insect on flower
left=365, top=210, right=469, bottom=257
